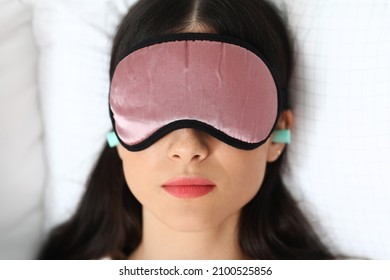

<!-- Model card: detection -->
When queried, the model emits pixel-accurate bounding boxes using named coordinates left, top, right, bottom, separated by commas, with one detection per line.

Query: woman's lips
left=162, top=177, right=216, bottom=198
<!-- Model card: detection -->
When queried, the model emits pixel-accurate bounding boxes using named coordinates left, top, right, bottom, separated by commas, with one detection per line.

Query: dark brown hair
left=39, top=0, right=335, bottom=259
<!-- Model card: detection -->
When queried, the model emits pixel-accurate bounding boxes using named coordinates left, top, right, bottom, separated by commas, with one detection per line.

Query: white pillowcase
left=31, top=0, right=137, bottom=230
left=0, top=0, right=45, bottom=259
left=31, top=0, right=390, bottom=259
left=274, top=0, right=390, bottom=259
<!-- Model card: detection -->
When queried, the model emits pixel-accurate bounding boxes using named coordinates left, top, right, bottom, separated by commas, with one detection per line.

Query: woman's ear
left=267, top=110, right=293, bottom=162
left=116, top=144, right=125, bottom=160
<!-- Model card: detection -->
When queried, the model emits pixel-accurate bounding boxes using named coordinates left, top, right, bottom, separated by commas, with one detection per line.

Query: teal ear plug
left=107, top=131, right=119, bottom=148
left=272, top=129, right=291, bottom=144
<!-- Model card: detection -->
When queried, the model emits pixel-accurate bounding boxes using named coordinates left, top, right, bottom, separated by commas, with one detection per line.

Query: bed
left=0, top=0, right=389, bottom=259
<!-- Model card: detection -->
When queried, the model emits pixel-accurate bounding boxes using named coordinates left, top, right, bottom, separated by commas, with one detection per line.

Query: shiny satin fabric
left=109, top=33, right=280, bottom=151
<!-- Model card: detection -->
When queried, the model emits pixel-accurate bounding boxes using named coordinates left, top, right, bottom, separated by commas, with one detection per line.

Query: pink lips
left=162, top=177, right=216, bottom=198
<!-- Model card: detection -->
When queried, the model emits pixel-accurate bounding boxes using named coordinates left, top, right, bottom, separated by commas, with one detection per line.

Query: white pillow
left=0, top=0, right=45, bottom=259
left=31, top=0, right=137, bottom=230
left=274, top=0, right=390, bottom=259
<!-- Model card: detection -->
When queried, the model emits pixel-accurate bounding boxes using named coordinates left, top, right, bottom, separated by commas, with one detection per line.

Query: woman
left=39, top=0, right=335, bottom=260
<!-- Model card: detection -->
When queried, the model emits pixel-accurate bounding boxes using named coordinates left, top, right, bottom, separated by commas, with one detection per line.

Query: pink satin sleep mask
left=109, top=33, right=285, bottom=151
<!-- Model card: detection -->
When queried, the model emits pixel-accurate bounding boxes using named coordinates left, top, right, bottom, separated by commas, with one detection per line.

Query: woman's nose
left=167, top=128, right=209, bottom=163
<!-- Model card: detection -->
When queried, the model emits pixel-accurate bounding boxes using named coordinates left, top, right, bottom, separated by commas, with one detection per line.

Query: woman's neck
left=129, top=209, right=249, bottom=260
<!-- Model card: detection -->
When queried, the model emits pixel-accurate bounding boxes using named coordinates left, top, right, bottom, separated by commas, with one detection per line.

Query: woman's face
left=117, top=121, right=288, bottom=232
